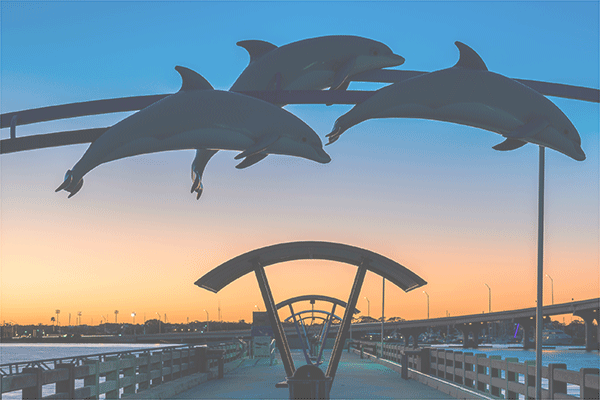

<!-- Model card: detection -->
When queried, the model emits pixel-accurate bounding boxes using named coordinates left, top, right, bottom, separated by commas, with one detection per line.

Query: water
left=0, top=343, right=175, bottom=400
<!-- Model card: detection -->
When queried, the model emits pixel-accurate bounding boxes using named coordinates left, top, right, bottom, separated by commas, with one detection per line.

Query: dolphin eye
left=370, top=47, right=379, bottom=56
left=302, top=137, right=307, bottom=142
left=563, top=129, right=569, bottom=136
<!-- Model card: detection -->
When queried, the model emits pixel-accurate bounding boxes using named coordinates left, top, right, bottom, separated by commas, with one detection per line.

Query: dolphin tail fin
left=236, top=153, right=268, bottom=169
left=191, top=149, right=218, bottom=200
left=55, top=170, right=84, bottom=198
left=326, top=124, right=344, bottom=145
left=493, top=138, right=527, bottom=151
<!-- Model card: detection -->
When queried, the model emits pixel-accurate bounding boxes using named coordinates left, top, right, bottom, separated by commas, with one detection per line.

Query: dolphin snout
left=312, top=146, right=331, bottom=164
left=388, top=53, right=406, bottom=66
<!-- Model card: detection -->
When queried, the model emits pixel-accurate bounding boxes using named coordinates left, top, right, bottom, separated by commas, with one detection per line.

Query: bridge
left=128, top=297, right=599, bottom=350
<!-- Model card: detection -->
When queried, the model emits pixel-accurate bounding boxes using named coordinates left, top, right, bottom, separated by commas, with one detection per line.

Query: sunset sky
left=1, top=1, right=598, bottom=327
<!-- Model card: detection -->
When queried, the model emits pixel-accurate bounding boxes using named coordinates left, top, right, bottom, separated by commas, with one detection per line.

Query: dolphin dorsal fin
left=237, top=40, right=278, bottom=64
left=175, top=66, right=214, bottom=91
left=453, top=41, right=488, bottom=71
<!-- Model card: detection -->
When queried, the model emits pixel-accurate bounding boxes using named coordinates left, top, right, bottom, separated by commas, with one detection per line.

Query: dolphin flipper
left=237, top=40, right=278, bottom=64
left=234, top=135, right=279, bottom=160
left=235, top=153, right=268, bottom=169
left=331, top=57, right=356, bottom=90
left=493, top=138, right=527, bottom=151
left=191, top=149, right=218, bottom=199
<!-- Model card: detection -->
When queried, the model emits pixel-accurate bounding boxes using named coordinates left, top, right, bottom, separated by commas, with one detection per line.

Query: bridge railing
left=350, top=340, right=600, bottom=400
left=0, top=341, right=248, bottom=399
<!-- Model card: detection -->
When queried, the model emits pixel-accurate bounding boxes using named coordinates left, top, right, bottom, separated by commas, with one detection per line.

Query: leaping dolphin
left=327, top=41, right=585, bottom=161
left=189, top=35, right=405, bottom=198
left=230, top=35, right=405, bottom=92
left=55, top=66, right=331, bottom=198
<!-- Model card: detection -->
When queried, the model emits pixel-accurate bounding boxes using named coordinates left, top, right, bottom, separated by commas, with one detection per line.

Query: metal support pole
left=289, top=304, right=311, bottom=365
left=254, top=260, right=295, bottom=377
left=536, top=146, right=545, bottom=400
left=317, top=304, right=337, bottom=365
left=326, top=261, right=368, bottom=380
left=381, top=277, right=385, bottom=357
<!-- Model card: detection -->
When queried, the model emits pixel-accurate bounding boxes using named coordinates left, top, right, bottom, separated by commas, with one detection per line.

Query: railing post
left=196, top=346, right=208, bottom=373
left=463, top=352, right=474, bottom=388
left=505, top=357, right=519, bottom=400
left=401, top=352, right=409, bottom=380
left=489, top=355, right=501, bottom=397
left=524, top=360, right=536, bottom=400
left=138, top=352, right=151, bottom=391
left=418, top=347, right=430, bottom=374
left=151, top=351, right=163, bottom=386
left=56, top=362, right=75, bottom=399
left=10, top=115, right=17, bottom=139
left=83, top=359, right=100, bottom=399
left=547, top=363, right=567, bottom=398
left=580, top=368, right=600, bottom=400
left=21, top=367, right=43, bottom=399
left=105, top=356, right=119, bottom=399
left=475, top=353, right=487, bottom=392
left=122, top=355, right=136, bottom=397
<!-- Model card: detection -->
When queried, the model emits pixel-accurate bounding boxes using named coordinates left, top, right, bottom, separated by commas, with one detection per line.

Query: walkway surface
left=175, top=350, right=456, bottom=399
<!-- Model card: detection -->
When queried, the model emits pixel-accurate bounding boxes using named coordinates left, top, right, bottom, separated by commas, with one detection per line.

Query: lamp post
left=114, top=310, right=119, bottom=324
left=364, top=297, right=370, bottom=317
left=546, top=274, right=554, bottom=305
left=423, top=291, right=429, bottom=319
left=204, top=309, right=209, bottom=332
left=255, top=305, right=260, bottom=312
left=156, top=312, right=162, bottom=334
left=485, top=284, right=491, bottom=313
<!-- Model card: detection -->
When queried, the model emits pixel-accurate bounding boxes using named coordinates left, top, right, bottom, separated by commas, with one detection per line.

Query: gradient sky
left=1, top=1, right=598, bottom=327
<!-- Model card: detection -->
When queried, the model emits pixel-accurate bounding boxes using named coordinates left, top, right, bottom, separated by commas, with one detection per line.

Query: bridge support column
left=402, top=329, right=424, bottom=348
left=515, top=317, right=535, bottom=349
left=457, top=323, right=483, bottom=349
left=574, top=310, right=599, bottom=351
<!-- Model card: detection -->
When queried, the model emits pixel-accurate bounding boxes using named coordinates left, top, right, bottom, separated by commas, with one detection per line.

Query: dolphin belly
left=99, top=128, right=254, bottom=165
left=285, top=70, right=334, bottom=90
left=374, top=102, right=523, bottom=136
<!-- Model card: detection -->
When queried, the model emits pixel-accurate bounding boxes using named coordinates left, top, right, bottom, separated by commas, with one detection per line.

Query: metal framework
left=276, top=295, right=360, bottom=366
left=195, top=241, right=426, bottom=387
left=1, top=69, right=598, bottom=155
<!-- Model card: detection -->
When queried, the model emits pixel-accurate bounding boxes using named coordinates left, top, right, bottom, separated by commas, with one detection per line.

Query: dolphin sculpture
left=55, top=66, right=331, bottom=198
left=189, top=35, right=405, bottom=198
left=326, top=41, right=585, bottom=161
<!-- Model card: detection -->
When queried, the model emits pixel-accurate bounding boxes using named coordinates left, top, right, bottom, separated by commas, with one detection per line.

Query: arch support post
left=574, top=310, right=599, bottom=351
left=326, top=261, right=368, bottom=381
left=254, top=259, right=295, bottom=377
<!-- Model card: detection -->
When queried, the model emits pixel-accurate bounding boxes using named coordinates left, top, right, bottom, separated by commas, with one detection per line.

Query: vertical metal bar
left=536, top=145, right=545, bottom=400
left=317, top=304, right=336, bottom=364
left=10, top=115, right=17, bottom=139
left=299, top=317, right=312, bottom=355
left=326, top=261, right=368, bottom=379
left=289, top=304, right=311, bottom=364
left=253, top=260, right=295, bottom=377
left=381, top=277, right=385, bottom=358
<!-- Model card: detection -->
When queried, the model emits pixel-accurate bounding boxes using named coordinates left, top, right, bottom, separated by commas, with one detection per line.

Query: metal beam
left=253, top=260, right=295, bottom=377
left=326, top=261, right=368, bottom=380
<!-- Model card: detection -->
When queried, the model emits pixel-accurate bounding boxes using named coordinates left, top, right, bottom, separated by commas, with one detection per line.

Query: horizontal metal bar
left=1, top=70, right=598, bottom=130
left=0, top=127, right=108, bottom=154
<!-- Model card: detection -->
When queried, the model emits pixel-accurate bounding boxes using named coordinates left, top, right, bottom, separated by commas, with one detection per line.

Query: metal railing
left=0, top=341, right=247, bottom=399
left=350, top=340, right=600, bottom=400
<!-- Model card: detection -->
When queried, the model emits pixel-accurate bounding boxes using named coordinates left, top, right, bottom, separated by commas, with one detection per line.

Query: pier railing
left=350, top=340, right=600, bottom=399
left=1, top=341, right=248, bottom=399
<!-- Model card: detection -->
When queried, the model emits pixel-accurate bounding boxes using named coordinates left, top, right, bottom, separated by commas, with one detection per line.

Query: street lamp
left=204, top=309, right=209, bottom=332
left=423, top=291, right=429, bottom=319
left=364, top=297, right=370, bottom=317
left=255, top=305, right=261, bottom=311
left=156, top=312, right=162, bottom=334
left=131, top=312, right=136, bottom=324
left=485, top=284, right=491, bottom=313
left=114, top=310, right=119, bottom=324
left=546, top=274, right=554, bottom=305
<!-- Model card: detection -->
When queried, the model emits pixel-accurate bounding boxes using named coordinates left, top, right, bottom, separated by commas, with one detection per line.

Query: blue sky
left=1, top=1, right=598, bottom=324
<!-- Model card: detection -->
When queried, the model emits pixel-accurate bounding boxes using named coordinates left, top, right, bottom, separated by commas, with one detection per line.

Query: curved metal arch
left=276, top=294, right=360, bottom=314
left=283, top=310, right=342, bottom=323
left=195, top=241, right=427, bottom=293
